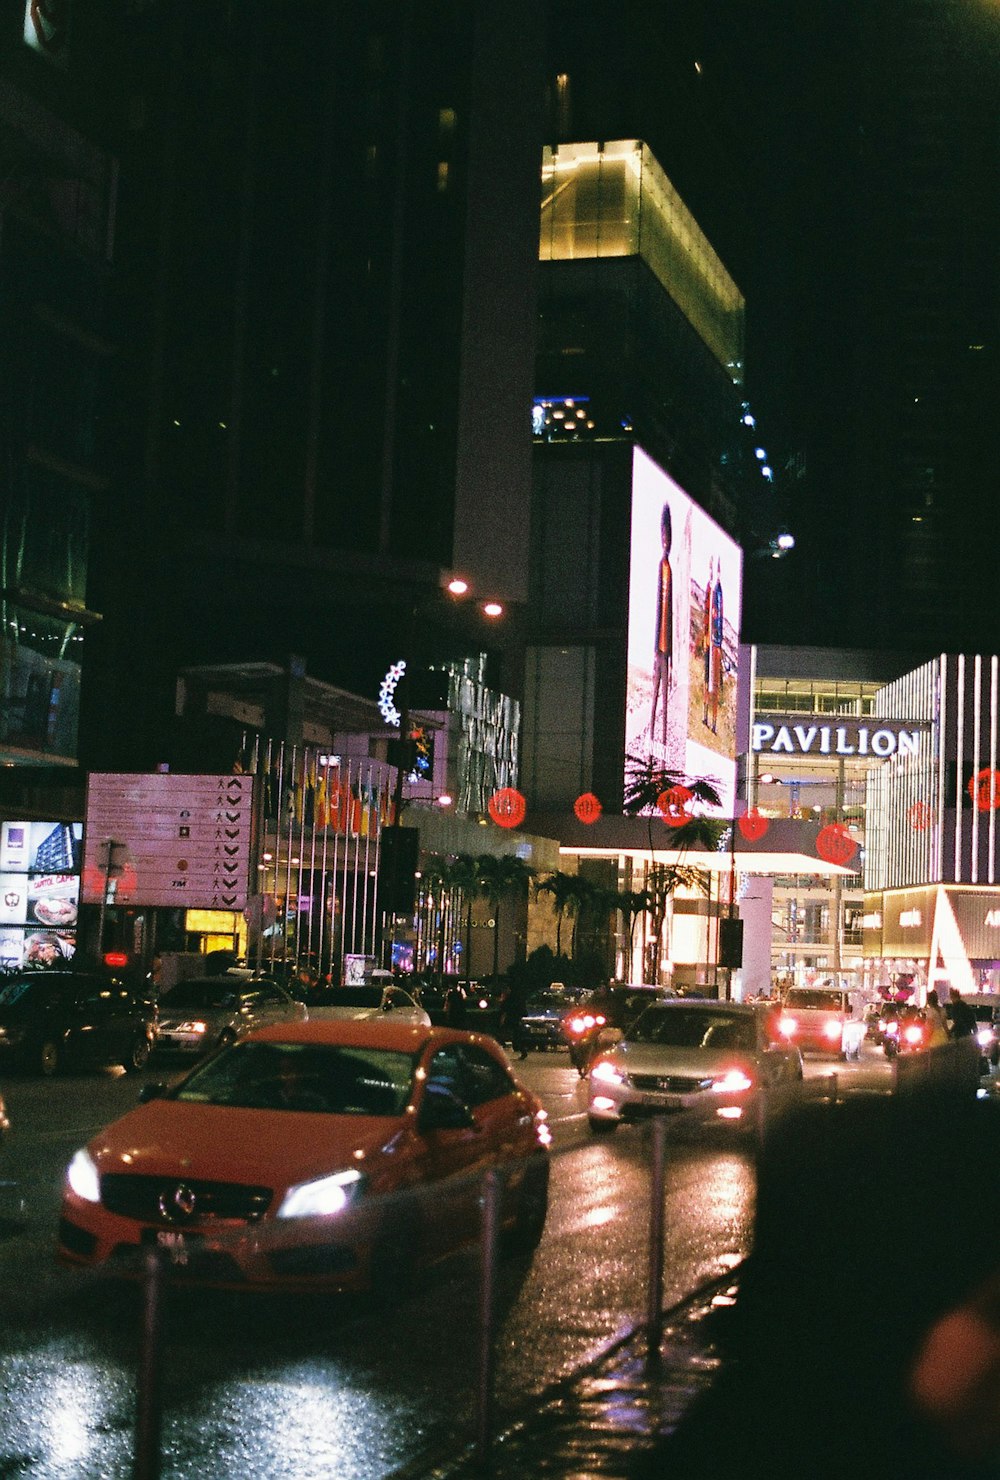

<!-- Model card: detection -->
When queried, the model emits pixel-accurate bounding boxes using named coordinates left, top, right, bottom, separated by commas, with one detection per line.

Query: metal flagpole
left=316, top=753, right=333, bottom=981
left=328, top=762, right=342, bottom=983
left=282, top=745, right=297, bottom=974
left=268, top=740, right=285, bottom=974
left=340, top=758, right=353, bottom=961
left=306, top=746, right=320, bottom=968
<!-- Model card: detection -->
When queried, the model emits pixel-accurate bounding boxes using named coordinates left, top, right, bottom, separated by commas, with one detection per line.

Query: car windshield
left=784, top=989, right=844, bottom=1012
left=629, top=1007, right=756, bottom=1052
left=172, top=1040, right=417, bottom=1115
left=160, top=981, right=241, bottom=1010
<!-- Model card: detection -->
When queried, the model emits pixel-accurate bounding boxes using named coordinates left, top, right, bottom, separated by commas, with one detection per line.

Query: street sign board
left=82, top=773, right=254, bottom=910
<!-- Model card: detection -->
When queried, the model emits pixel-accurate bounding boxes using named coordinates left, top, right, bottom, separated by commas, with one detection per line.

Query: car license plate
left=642, top=1092, right=682, bottom=1108
left=146, top=1228, right=200, bottom=1265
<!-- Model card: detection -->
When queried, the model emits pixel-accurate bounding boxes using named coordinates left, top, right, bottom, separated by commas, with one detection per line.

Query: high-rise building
left=732, top=0, right=1000, bottom=652
left=82, top=0, right=544, bottom=772
left=0, top=5, right=120, bottom=786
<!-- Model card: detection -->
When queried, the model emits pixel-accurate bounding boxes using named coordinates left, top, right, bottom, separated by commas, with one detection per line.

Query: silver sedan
left=586, top=998, right=803, bottom=1135
left=153, top=977, right=307, bottom=1059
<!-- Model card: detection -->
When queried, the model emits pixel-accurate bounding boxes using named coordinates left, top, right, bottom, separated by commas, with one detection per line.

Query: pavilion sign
left=752, top=715, right=926, bottom=760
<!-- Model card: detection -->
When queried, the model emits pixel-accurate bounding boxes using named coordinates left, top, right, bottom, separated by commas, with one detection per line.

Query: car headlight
left=67, top=1148, right=102, bottom=1204
left=976, top=1027, right=995, bottom=1048
left=276, top=1168, right=365, bottom=1220
left=711, top=1069, right=754, bottom=1094
left=590, top=1059, right=626, bottom=1085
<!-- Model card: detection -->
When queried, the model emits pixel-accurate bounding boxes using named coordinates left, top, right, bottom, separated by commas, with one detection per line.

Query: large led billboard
left=625, top=447, right=743, bottom=814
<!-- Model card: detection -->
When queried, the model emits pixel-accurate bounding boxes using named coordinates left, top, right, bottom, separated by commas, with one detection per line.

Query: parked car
left=153, top=976, right=306, bottom=1060
left=0, top=970, right=156, bottom=1077
left=587, top=998, right=803, bottom=1135
left=307, top=985, right=430, bottom=1027
left=58, top=1018, right=551, bottom=1292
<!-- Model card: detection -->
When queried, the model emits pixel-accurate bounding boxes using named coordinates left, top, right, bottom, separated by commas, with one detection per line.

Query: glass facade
left=540, top=140, right=745, bottom=385
left=748, top=663, right=884, bottom=989
left=0, top=84, right=114, bottom=766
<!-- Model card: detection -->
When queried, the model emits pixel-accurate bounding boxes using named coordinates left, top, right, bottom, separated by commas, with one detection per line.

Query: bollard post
left=645, top=1115, right=668, bottom=1372
left=134, top=1246, right=165, bottom=1480
left=475, top=1168, right=502, bottom=1465
left=829, top=1072, right=838, bottom=1105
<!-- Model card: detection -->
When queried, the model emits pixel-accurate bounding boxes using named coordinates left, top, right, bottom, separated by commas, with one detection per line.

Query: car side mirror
left=139, top=1082, right=168, bottom=1103
left=419, top=1083, right=474, bottom=1132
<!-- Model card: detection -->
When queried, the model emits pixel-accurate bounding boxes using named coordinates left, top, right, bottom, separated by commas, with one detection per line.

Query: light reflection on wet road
left=0, top=1051, right=887, bottom=1477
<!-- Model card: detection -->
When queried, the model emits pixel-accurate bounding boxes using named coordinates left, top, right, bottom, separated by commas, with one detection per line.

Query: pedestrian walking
left=924, top=988, right=950, bottom=1047
left=500, top=979, right=529, bottom=1059
left=947, top=987, right=978, bottom=1039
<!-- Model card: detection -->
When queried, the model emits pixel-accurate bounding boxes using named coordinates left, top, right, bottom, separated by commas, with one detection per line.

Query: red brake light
left=103, top=951, right=129, bottom=968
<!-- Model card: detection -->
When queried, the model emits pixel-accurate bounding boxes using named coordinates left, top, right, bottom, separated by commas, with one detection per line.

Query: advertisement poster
left=0, top=820, right=81, bottom=970
left=625, top=446, right=743, bottom=814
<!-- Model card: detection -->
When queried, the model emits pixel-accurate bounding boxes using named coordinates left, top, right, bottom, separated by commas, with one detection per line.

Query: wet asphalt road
left=0, top=1048, right=891, bottom=1479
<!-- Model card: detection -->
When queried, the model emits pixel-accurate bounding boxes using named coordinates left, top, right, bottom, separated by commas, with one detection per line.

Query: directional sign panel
left=82, top=774, right=254, bottom=910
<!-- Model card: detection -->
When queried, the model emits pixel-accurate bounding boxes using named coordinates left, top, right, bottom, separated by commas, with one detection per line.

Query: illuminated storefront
left=742, top=645, right=919, bottom=992
left=863, top=654, right=1000, bottom=997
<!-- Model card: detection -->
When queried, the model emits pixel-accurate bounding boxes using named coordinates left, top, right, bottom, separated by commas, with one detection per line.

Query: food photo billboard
left=625, top=446, right=743, bottom=815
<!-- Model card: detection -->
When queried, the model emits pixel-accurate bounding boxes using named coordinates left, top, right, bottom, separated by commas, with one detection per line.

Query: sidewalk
left=400, top=1272, right=739, bottom=1480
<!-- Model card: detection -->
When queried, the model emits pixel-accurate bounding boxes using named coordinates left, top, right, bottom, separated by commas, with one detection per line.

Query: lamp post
left=378, top=579, right=505, bottom=969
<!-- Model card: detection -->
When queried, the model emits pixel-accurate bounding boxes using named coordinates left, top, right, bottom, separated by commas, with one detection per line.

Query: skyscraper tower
left=83, top=0, right=544, bottom=769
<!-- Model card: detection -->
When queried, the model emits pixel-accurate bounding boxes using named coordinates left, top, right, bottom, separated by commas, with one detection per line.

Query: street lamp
left=379, top=580, right=506, bottom=967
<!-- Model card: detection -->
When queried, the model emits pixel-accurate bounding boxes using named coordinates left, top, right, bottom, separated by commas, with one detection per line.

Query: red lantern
left=968, top=768, right=1000, bottom=813
left=488, top=788, right=527, bottom=829
left=573, top=792, right=602, bottom=824
left=657, top=786, right=693, bottom=827
left=738, top=809, right=769, bottom=842
left=816, top=823, right=858, bottom=867
left=908, top=800, right=931, bottom=832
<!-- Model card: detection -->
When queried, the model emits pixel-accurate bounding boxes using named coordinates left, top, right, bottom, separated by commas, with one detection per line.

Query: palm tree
left=476, top=854, right=535, bottom=978
left=614, top=886, right=652, bottom=979
left=623, top=753, right=725, bottom=857
left=643, top=861, right=713, bottom=984
left=534, top=870, right=579, bottom=957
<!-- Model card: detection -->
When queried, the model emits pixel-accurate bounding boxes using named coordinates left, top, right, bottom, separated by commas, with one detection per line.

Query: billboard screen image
left=625, top=446, right=743, bottom=814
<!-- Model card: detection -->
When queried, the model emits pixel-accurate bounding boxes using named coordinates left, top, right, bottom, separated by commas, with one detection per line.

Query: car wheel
left=216, top=1028, right=237, bottom=1052
left=504, top=1159, right=550, bottom=1255
left=124, top=1035, right=151, bottom=1073
left=588, top=1116, right=617, bottom=1135
left=39, top=1039, right=61, bottom=1077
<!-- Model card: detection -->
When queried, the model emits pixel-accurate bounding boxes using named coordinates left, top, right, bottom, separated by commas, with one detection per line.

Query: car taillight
left=903, top=1023, right=924, bottom=1045
left=595, top=1014, right=606, bottom=1027
left=884, top=1020, right=899, bottom=1036
left=823, top=1018, right=842, bottom=1041
left=976, top=1027, right=995, bottom=1047
left=778, top=1015, right=797, bottom=1038
left=567, top=1016, right=586, bottom=1035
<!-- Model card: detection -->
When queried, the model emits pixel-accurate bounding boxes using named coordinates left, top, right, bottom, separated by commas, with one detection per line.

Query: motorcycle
left=882, top=1006, right=928, bottom=1059
left=563, top=1008, right=608, bottom=1077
